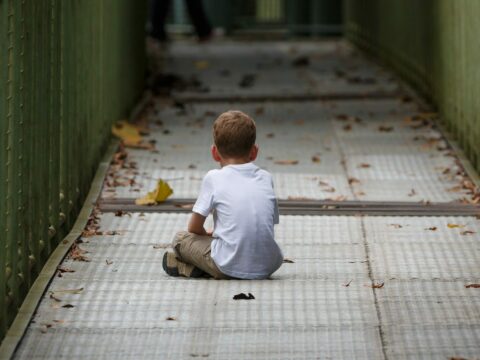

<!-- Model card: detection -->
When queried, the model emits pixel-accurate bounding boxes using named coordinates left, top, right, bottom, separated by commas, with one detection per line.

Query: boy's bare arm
left=188, top=212, right=211, bottom=236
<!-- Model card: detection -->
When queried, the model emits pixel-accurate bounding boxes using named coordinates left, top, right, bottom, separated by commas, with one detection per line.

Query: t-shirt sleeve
left=192, top=173, right=215, bottom=216
left=270, top=174, right=280, bottom=225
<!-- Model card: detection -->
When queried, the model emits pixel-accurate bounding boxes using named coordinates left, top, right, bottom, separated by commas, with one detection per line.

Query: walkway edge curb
left=0, top=139, right=119, bottom=360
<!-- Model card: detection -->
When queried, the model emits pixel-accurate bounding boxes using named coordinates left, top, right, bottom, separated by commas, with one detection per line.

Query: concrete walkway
left=10, top=40, right=480, bottom=359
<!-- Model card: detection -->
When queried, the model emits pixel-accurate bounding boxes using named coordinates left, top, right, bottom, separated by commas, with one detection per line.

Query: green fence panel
left=345, top=0, right=480, bottom=172
left=0, top=0, right=146, bottom=342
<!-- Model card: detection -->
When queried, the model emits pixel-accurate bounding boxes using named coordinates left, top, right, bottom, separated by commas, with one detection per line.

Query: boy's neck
left=219, top=157, right=251, bottom=167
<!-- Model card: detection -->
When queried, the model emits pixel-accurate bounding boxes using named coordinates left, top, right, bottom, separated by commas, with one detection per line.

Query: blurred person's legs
left=185, top=0, right=212, bottom=41
left=150, top=0, right=171, bottom=42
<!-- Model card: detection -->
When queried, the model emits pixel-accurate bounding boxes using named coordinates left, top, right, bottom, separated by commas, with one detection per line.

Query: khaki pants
left=172, top=231, right=230, bottom=279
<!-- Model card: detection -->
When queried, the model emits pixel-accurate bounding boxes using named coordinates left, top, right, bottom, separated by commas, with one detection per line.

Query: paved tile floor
left=12, top=40, right=480, bottom=359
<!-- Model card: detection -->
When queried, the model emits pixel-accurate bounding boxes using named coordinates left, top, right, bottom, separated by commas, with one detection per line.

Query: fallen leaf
left=294, top=119, right=304, bottom=125
left=283, top=258, right=295, bottom=263
left=343, top=124, right=352, bottom=131
left=408, top=189, right=417, bottom=197
left=358, top=163, right=371, bottom=168
left=465, top=284, right=480, bottom=288
left=292, top=56, right=309, bottom=67
left=266, top=133, right=275, bottom=138
left=166, top=316, right=177, bottom=321
left=274, top=160, right=299, bottom=165
left=370, top=282, right=384, bottom=289
left=62, top=304, right=75, bottom=309
left=327, top=195, right=347, bottom=201
left=188, top=164, right=197, bottom=169
left=255, top=106, right=264, bottom=115
left=194, top=60, right=209, bottom=70
left=69, top=244, right=90, bottom=262
left=57, top=266, right=75, bottom=274
left=348, top=177, right=360, bottom=185
left=447, top=185, right=463, bottom=193
left=135, top=179, right=173, bottom=205
left=378, top=125, right=394, bottom=132
left=460, top=230, right=476, bottom=235
left=239, top=74, right=256, bottom=88
left=112, top=120, right=142, bottom=144
left=311, top=155, right=321, bottom=163
left=52, top=288, right=84, bottom=295
left=426, top=227, right=437, bottom=231
left=153, top=244, right=169, bottom=249
left=174, top=203, right=194, bottom=210
left=233, top=293, right=255, bottom=300
left=447, top=223, right=465, bottom=229
left=105, top=259, right=113, bottom=265
left=389, top=224, right=403, bottom=229
left=114, top=210, right=130, bottom=217
left=343, top=280, right=353, bottom=287
left=49, top=292, right=62, bottom=302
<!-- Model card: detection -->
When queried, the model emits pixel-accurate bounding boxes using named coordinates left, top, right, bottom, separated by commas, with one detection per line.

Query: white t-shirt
left=192, top=162, right=283, bottom=279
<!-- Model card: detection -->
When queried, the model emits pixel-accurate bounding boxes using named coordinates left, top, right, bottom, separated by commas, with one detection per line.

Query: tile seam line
left=0, top=140, right=120, bottom=360
left=333, top=120, right=388, bottom=359
left=360, top=219, right=389, bottom=360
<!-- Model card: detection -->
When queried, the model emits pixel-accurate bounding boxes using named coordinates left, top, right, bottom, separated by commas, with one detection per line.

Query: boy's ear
left=249, top=144, right=259, bottom=161
left=211, top=145, right=222, bottom=162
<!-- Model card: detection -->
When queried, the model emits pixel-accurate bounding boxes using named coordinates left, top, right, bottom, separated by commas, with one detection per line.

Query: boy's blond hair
left=213, top=110, right=256, bottom=158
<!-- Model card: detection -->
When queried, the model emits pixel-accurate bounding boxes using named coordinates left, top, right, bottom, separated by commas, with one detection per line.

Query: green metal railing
left=345, top=0, right=480, bottom=171
left=0, top=0, right=145, bottom=341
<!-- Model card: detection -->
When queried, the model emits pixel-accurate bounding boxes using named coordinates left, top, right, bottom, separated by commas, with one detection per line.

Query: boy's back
left=193, top=162, right=283, bottom=279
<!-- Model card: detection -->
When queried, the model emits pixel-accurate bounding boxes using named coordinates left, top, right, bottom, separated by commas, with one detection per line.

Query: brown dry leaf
left=255, top=106, right=264, bottom=115
left=343, top=280, right=353, bottom=287
left=57, top=266, right=75, bottom=274
left=322, top=186, right=336, bottom=193
left=390, top=224, right=403, bottom=229
left=49, top=292, right=62, bottom=302
left=370, top=282, right=384, bottom=289
left=343, top=124, right=352, bottom=132
left=328, top=195, right=347, bottom=201
left=294, top=119, right=304, bottom=125
left=426, top=226, right=437, bottom=231
left=274, top=160, right=299, bottom=165
left=153, top=244, right=169, bottom=249
left=460, top=230, right=476, bottom=235
left=318, top=180, right=330, bottom=187
left=105, top=259, right=113, bottom=265
left=465, top=284, right=480, bottom=288
left=283, top=258, right=295, bottom=263
left=408, top=189, right=417, bottom=197
left=174, top=203, right=194, bottom=210
left=348, top=177, right=360, bottom=185
left=62, top=304, right=75, bottom=309
left=311, top=155, right=321, bottom=163
left=70, top=244, right=90, bottom=262
left=378, top=125, right=394, bottom=132
left=447, top=185, right=463, bottom=193
left=447, top=223, right=465, bottom=229
left=166, top=316, right=177, bottom=321
left=53, top=287, right=84, bottom=295
left=266, top=133, right=275, bottom=138
left=358, top=163, right=371, bottom=169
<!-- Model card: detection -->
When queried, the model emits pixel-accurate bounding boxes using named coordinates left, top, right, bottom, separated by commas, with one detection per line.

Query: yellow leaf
left=194, top=60, right=209, bottom=70
left=112, top=120, right=142, bottom=145
left=135, top=179, right=173, bottom=205
left=447, top=223, right=465, bottom=229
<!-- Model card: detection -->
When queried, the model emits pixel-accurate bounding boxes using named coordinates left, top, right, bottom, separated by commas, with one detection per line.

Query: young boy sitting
left=163, top=110, right=283, bottom=279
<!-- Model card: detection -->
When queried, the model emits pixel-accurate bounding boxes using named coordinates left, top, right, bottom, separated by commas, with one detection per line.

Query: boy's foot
left=163, top=252, right=207, bottom=278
